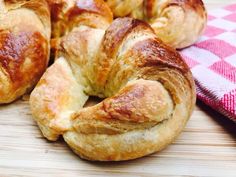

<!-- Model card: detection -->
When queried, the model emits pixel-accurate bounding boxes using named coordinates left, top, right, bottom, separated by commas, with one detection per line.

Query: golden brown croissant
left=30, top=0, right=196, bottom=160
left=105, top=0, right=207, bottom=49
left=0, top=0, right=51, bottom=104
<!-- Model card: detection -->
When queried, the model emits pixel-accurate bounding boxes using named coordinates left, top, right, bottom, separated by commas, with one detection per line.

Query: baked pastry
left=0, top=0, right=51, bottom=104
left=47, top=0, right=113, bottom=38
left=30, top=4, right=196, bottom=160
left=30, top=0, right=113, bottom=140
left=47, top=0, right=113, bottom=59
left=0, top=0, right=112, bottom=104
left=105, top=0, right=207, bottom=49
left=1, top=0, right=196, bottom=161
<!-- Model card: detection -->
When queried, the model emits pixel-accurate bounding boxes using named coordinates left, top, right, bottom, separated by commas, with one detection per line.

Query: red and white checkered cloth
left=180, top=4, right=236, bottom=122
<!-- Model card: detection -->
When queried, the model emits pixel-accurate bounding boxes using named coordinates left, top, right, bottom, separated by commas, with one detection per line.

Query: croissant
left=0, top=0, right=51, bottom=104
left=105, top=0, right=207, bottom=49
left=30, top=0, right=196, bottom=161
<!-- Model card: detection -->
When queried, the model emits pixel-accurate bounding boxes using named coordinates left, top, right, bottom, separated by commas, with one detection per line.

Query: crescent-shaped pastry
left=30, top=3, right=196, bottom=160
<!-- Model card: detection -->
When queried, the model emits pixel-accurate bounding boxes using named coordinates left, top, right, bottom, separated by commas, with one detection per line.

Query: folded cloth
left=180, top=4, right=236, bottom=122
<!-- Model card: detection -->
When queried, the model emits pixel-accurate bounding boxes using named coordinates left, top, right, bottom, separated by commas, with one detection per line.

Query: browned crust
left=103, top=83, right=147, bottom=122
left=98, top=17, right=189, bottom=83
left=0, top=29, right=48, bottom=90
left=72, top=79, right=172, bottom=124
left=96, top=18, right=154, bottom=84
left=130, top=38, right=189, bottom=72
left=48, top=0, right=113, bottom=23
left=101, top=18, right=154, bottom=59
left=125, top=35, right=195, bottom=105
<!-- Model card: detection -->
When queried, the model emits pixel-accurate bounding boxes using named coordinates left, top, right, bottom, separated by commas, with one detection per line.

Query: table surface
left=0, top=1, right=236, bottom=177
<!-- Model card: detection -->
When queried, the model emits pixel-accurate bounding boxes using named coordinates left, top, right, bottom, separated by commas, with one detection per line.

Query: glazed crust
left=30, top=15, right=196, bottom=160
left=105, top=0, right=207, bottom=49
left=0, top=0, right=50, bottom=103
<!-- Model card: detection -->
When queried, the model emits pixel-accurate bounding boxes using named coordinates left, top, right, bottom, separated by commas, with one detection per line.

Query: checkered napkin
left=180, top=4, right=236, bottom=122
